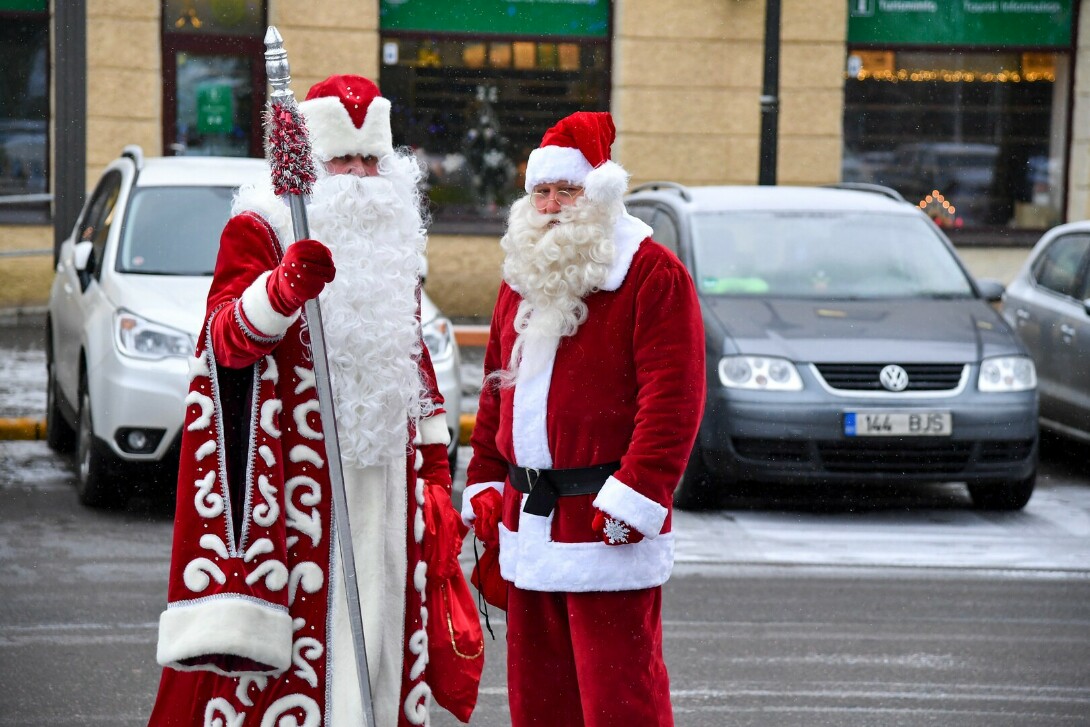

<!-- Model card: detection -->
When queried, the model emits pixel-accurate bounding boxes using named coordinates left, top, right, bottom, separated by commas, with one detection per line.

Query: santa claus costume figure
left=462, top=111, right=706, bottom=726
left=148, top=75, right=476, bottom=727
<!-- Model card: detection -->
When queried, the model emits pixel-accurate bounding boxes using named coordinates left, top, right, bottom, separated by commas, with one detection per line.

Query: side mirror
left=73, top=240, right=94, bottom=271
left=976, top=278, right=1005, bottom=303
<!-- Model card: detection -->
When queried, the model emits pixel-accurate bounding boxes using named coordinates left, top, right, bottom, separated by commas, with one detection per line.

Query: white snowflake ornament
left=602, top=516, right=631, bottom=544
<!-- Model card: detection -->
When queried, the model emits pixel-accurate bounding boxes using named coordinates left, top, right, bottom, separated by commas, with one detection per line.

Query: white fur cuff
left=593, top=475, right=668, bottom=538
left=240, top=271, right=300, bottom=338
left=156, top=596, right=292, bottom=676
left=461, top=481, right=504, bottom=527
left=418, top=414, right=451, bottom=447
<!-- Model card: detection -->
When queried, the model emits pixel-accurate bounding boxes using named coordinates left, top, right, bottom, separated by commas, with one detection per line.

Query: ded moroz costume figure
left=462, top=111, right=706, bottom=726
left=148, top=75, right=480, bottom=727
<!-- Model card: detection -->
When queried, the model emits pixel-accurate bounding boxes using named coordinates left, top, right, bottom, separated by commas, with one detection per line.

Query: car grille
left=733, top=438, right=810, bottom=464
left=816, top=440, right=973, bottom=473
left=814, top=363, right=966, bottom=391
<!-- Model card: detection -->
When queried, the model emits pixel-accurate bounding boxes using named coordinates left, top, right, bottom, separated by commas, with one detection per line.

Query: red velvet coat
left=149, top=212, right=458, bottom=727
left=465, top=219, right=706, bottom=593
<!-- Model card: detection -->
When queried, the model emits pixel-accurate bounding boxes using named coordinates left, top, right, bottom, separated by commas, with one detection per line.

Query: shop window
left=843, top=49, right=1068, bottom=233
left=161, top=0, right=266, bottom=158
left=0, top=0, right=49, bottom=222
left=381, top=38, right=609, bottom=231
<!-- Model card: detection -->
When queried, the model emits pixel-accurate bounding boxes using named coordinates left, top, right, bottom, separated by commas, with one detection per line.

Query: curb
left=0, top=417, right=45, bottom=441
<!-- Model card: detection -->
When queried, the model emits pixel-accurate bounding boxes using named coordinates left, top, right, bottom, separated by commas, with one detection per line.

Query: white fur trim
left=601, top=211, right=652, bottom=291
left=498, top=518, right=674, bottom=592
left=524, top=145, right=594, bottom=192
left=460, top=481, right=504, bottom=526
left=299, top=95, right=394, bottom=162
left=240, top=271, right=300, bottom=337
left=156, top=597, right=292, bottom=674
left=593, top=475, right=668, bottom=538
left=417, top=414, right=450, bottom=446
left=511, top=333, right=557, bottom=468
left=583, top=160, right=629, bottom=204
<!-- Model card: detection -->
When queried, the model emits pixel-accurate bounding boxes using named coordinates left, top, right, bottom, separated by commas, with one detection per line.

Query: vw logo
left=879, top=364, right=909, bottom=392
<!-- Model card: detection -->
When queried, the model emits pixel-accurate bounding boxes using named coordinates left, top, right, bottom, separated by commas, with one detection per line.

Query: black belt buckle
left=522, top=466, right=540, bottom=492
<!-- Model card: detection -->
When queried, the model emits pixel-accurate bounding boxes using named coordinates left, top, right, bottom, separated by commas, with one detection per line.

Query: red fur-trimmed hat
left=523, top=111, right=629, bottom=203
left=298, top=75, right=393, bottom=161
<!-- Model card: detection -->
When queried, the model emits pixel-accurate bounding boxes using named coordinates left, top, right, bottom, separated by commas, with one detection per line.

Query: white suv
left=46, top=147, right=462, bottom=507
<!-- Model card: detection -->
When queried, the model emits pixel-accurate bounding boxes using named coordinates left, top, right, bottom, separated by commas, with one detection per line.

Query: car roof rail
left=629, top=180, right=692, bottom=202
left=121, top=144, right=145, bottom=171
left=822, top=182, right=906, bottom=202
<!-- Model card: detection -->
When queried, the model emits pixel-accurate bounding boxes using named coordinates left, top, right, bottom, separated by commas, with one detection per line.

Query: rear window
left=690, top=211, right=974, bottom=299
left=116, top=186, right=236, bottom=275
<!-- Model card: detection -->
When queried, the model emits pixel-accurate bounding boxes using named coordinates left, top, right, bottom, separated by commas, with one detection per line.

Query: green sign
left=847, top=0, right=1072, bottom=47
left=380, top=0, right=609, bottom=38
left=196, top=82, right=235, bottom=135
left=0, top=0, right=47, bottom=10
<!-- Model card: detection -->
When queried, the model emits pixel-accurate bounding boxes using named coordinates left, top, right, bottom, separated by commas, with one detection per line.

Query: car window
left=77, top=170, right=123, bottom=281
left=690, top=211, right=974, bottom=299
left=116, top=186, right=237, bottom=275
left=1031, top=233, right=1090, bottom=300
left=627, top=204, right=680, bottom=255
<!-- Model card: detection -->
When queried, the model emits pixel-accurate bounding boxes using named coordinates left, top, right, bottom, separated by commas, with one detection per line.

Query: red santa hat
left=298, top=74, right=394, bottom=162
left=523, top=111, right=629, bottom=204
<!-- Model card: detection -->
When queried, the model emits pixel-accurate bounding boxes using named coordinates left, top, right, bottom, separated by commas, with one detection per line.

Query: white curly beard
left=494, top=195, right=617, bottom=385
left=233, top=152, right=430, bottom=468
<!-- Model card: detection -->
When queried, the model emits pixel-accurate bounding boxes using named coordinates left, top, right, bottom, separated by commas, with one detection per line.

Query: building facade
left=1, top=0, right=1086, bottom=317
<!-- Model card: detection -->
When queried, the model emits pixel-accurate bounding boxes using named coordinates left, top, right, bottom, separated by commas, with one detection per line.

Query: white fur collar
left=601, top=210, right=652, bottom=291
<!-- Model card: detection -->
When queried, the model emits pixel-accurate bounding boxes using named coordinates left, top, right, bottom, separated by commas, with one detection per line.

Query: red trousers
left=506, top=585, right=674, bottom=727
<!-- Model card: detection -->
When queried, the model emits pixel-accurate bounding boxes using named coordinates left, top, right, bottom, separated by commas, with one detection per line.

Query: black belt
left=508, top=462, right=619, bottom=517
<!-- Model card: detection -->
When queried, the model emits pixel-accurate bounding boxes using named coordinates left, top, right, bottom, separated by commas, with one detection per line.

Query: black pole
left=53, top=0, right=88, bottom=264
left=758, top=0, right=781, bottom=186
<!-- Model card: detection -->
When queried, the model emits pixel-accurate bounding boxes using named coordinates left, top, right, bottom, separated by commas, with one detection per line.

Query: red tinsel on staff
left=263, top=102, right=316, bottom=197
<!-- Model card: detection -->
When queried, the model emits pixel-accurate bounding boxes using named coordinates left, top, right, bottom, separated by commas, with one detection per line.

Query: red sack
left=422, top=484, right=484, bottom=722
left=470, top=543, right=508, bottom=611
left=426, top=573, right=485, bottom=723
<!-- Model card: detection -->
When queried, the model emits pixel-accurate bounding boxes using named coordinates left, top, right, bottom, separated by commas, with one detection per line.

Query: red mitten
left=266, top=238, right=336, bottom=315
left=592, top=508, right=645, bottom=546
left=469, top=488, right=503, bottom=547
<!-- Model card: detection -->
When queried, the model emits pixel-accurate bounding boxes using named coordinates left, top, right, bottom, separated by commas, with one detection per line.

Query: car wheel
left=75, top=376, right=123, bottom=508
left=674, top=443, right=718, bottom=511
left=967, top=474, right=1036, bottom=511
left=45, top=351, right=76, bottom=453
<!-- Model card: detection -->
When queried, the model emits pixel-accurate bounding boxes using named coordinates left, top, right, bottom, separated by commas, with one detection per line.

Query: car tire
left=75, top=376, right=123, bottom=508
left=967, top=474, right=1035, bottom=511
left=674, top=443, right=718, bottom=511
left=45, top=351, right=76, bottom=453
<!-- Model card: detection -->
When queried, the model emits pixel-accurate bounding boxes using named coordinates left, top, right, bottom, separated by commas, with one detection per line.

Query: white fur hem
left=156, top=597, right=292, bottom=675
left=593, top=475, right=668, bottom=538
left=240, top=271, right=300, bottom=337
left=584, top=160, right=629, bottom=204
left=417, top=414, right=450, bottom=446
left=498, top=518, right=674, bottom=592
left=461, top=480, right=504, bottom=526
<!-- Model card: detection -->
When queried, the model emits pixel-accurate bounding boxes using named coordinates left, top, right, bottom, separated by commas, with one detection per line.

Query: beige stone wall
left=0, top=227, right=54, bottom=310
left=85, top=0, right=161, bottom=180
left=613, top=0, right=845, bottom=188
left=270, top=0, right=380, bottom=95
left=1068, top=7, right=1090, bottom=221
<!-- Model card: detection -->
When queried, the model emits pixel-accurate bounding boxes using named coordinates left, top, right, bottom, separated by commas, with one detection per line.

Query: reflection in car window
left=117, top=186, right=236, bottom=275
left=79, top=171, right=123, bottom=281
left=1031, top=234, right=1090, bottom=300
left=690, top=211, right=974, bottom=299
left=649, top=209, right=680, bottom=255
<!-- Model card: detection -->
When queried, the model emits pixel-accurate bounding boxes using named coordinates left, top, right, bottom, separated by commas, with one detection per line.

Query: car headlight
left=718, top=355, right=803, bottom=391
left=422, top=316, right=455, bottom=363
left=978, top=355, right=1036, bottom=393
left=114, top=310, right=195, bottom=360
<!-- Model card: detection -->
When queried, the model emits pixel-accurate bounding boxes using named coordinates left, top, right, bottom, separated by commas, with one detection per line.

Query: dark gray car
left=1001, top=221, right=1090, bottom=445
left=625, top=183, right=1039, bottom=511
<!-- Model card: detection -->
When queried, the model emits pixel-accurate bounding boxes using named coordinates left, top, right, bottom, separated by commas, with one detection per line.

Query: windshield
left=690, top=211, right=975, bottom=299
left=116, top=186, right=236, bottom=275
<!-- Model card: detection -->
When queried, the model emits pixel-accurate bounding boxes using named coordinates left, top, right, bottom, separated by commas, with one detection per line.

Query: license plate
left=844, top=410, right=952, bottom=437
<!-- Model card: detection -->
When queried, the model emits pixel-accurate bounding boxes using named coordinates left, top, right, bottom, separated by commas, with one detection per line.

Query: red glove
left=422, top=484, right=469, bottom=580
left=266, top=239, right=336, bottom=315
left=592, top=508, right=645, bottom=546
left=469, top=488, right=503, bottom=547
